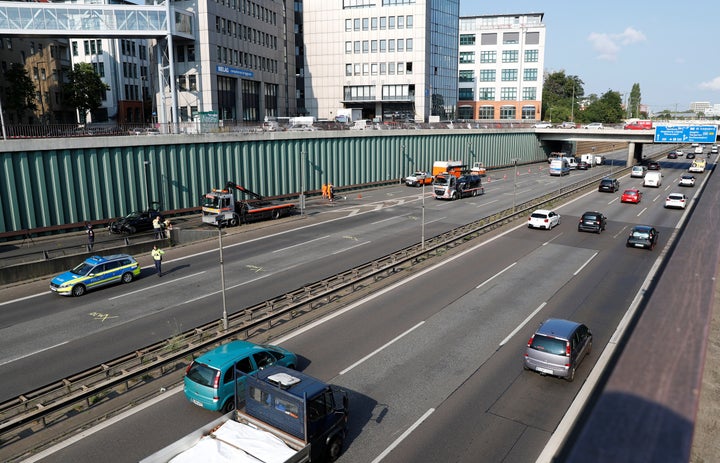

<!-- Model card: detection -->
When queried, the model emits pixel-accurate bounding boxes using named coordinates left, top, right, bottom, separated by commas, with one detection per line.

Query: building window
left=346, top=64, right=352, bottom=76
left=478, top=88, right=494, bottom=100
left=480, top=33, right=497, bottom=45
left=362, top=18, right=369, bottom=31
left=523, top=87, right=537, bottom=100
left=406, top=15, right=413, bottom=28
left=397, top=62, right=404, bottom=74
left=380, top=40, right=386, bottom=52
left=371, top=63, right=378, bottom=75
left=479, top=70, right=495, bottom=82
left=478, top=106, right=494, bottom=119
left=354, top=41, right=360, bottom=53
left=371, top=17, right=378, bottom=30
left=371, top=40, right=378, bottom=52
left=525, top=49, right=539, bottom=62
left=354, top=18, right=360, bottom=31
left=502, top=50, right=518, bottom=63
left=523, top=69, right=538, bottom=81
left=501, top=69, right=518, bottom=81
left=388, top=39, right=395, bottom=52
left=480, top=51, right=496, bottom=63
left=500, top=87, right=517, bottom=100
left=522, top=105, right=536, bottom=119
left=459, top=88, right=474, bottom=100
left=459, top=34, right=475, bottom=46
left=344, top=85, right=375, bottom=101
left=459, top=70, right=474, bottom=82
left=363, top=40, right=369, bottom=53
left=500, top=105, right=516, bottom=119
left=525, top=31, right=540, bottom=45
left=397, top=16, right=404, bottom=29
left=397, top=39, right=404, bottom=52
left=406, top=38, right=413, bottom=51
left=388, top=62, right=395, bottom=74
left=503, top=32, right=519, bottom=44
left=380, top=62, right=386, bottom=75
left=382, top=84, right=409, bottom=100
left=459, top=51, right=475, bottom=64
left=345, top=41, right=352, bottom=53
left=380, top=16, right=386, bottom=29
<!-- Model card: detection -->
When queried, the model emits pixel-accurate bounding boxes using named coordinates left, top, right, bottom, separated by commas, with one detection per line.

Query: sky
left=460, top=1, right=720, bottom=113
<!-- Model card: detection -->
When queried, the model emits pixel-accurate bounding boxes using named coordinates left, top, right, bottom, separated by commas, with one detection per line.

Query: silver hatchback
left=524, top=318, right=592, bottom=382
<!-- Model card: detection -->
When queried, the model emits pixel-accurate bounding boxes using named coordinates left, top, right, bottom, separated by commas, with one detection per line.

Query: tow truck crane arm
left=225, top=181, right=264, bottom=200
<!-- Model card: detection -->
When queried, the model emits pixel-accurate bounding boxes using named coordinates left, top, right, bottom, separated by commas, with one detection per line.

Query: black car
left=577, top=161, right=589, bottom=170
left=578, top=211, right=607, bottom=233
left=667, top=152, right=678, bottom=159
left=626, top=225, right=659, bottom=250
left=109, top=208, right=161, bottom=234
left=687, top=152, right=696, bottom=160
left=646, top=161, right=661, bottom=170
left=598, top=177, right=620, bottom=193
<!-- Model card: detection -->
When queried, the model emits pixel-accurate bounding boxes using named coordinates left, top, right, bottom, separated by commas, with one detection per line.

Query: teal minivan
left=184, top=340, right=298, bottom=412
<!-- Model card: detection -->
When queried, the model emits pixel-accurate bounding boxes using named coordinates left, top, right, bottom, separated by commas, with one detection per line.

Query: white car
left=694, top=146, right=703, bottom=154
left=533, top=122, right=553, bottom=128
left=528, top=209, right=561, bottom=230
left=584, top=122, right=604, bottom=129
left=679, top=174, right=696, bottom=187
left=664, top=193, right=687, bottom=209
left=675, top=150, right=684, bottom=156
left=631, top=165, right=647, bottom=178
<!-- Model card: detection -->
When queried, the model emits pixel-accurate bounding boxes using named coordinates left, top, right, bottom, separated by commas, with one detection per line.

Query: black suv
left=598, top=177, right=619, bottom=193
left=578, top=211, right=607, bottom=233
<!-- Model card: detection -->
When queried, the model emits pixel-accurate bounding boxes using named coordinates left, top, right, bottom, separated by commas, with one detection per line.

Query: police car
left=50, top=254, right=141, bottom=296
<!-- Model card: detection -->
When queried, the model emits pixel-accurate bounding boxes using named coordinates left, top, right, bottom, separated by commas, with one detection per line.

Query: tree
left=541, top=71, right=585, bottom=122
left=63, top=63, right=109, bottom=123
left=2, top=63, right=36, bottom=120
left=580, top=90, right=624, bottom=123
left=629, top=83, right=641, bottom=119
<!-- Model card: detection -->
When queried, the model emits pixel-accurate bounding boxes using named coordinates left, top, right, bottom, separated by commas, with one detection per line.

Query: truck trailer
left=141, top=366, right=349, bottom=463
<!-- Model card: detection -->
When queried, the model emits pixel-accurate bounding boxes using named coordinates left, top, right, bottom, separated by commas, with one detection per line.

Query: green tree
left=63, top=62, right=109, bottom=123
left=3, top=63, right=36, bottom=118
left=541, top=71, right=584, bottom=122
left=629, top=83, right=642, bottom=119
left=580, top=90, right=624, bottom=123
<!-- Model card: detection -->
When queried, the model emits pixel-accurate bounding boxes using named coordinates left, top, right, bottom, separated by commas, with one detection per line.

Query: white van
left=549, top=159, right=570, bottom=176
left=580, top=154, right=595, bottom=167
left=643, top=171, right=662, bottom=187
left=350, top=119, right=370, bottom=130
left=564, top=157, right=578, bottom=170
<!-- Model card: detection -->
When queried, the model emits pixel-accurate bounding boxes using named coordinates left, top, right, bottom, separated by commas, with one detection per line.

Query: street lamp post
left=143, top=161, right=151, bottom=210
left=399, top=145, right=405, bottom=184
left=513, top=159, right=518, bottom=213
left=421, top=180, right=426, bottom=249
left=216, top=217, right=228, bottom=331
left=299, top=150, right=306, bottom=217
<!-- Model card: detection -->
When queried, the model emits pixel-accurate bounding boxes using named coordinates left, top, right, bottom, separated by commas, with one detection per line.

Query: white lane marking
left=499, top=302, right=547, bottom=347
left=0, top=292, right=45, bottom=307
left=477, top=199, right=499, bottom=208
left=574, top=252, right=598, bottom=276
left=371, top=408, right=435, bottom=463
left=339, top=321, right=425, bottom=375
left=476, top=262, right=517, bottom=289
left=0, top=341, right=69, bottom=367
left=273, top=235, right=330, bottom=253
left=331, top=241, right=370, bottom=255
left=372, top=216, right=404, bottom=225
left=637, top=207, right=648, bottom=216
left=108, top=272, right=205, bottom=300
left=543, top=232, right=563, bottom=246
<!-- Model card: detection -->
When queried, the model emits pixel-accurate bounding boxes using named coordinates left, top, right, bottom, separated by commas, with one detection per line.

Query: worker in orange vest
left=321, top=183, right=328, bottom=199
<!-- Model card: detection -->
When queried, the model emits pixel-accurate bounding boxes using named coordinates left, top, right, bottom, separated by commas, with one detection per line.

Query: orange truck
left=432, top=160, right=466, bottom=178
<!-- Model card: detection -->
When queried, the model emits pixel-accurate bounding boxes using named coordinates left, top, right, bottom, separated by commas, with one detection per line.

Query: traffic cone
left=357, top=193, right=362, bottom=199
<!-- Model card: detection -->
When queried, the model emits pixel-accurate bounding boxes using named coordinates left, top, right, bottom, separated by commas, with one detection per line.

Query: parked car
left=523, top=318, right=592, bottom=382
left=665, top=193, right=687, bottom=209
left=679, top=174, right=696, bottom=187
left=578, top=211, right=607, bottom=233
left=49, top=254, right=141, bottom=297
left=184, top=340, right=298, bottom=412
left=621, top=188, right=642, bottom=204
left=109, top=208, right=161, bottom=234
left=626, top=225, right=659, bottom=250
left=598, top=177, right=620, bottom=193
left=528, top=209, right=561, bottom=230
left=631, top=165, right=647, bottom=178
left=533, top=122, right=553, bottom=128
left=584, top=122, right=604, bottom=129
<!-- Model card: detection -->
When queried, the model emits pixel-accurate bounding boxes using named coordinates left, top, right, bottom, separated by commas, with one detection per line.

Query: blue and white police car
left=50, top=254, right=141, bottom=296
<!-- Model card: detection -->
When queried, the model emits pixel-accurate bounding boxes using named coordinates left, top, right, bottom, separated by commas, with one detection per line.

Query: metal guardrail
left=0, top=164, right=630, bottom=455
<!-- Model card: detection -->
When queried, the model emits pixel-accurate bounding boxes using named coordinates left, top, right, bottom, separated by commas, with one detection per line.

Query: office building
left=302, top=1, right=459, bottom=122
left=458, top=13, right=545, bottom=121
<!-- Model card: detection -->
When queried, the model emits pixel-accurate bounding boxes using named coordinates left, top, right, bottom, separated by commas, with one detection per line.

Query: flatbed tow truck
left=202, top=181, right=295, bottom=226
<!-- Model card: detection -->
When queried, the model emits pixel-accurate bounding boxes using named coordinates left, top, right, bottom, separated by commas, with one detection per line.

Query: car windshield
left=530, top=335, right=567, bottom=355
left=185, top=362, right=219, bottom=388
left=124, top=212, right=141, bottom=219
left=70, top=262, right=94, bottom=276
left=434, top=176, right=449, bottom=185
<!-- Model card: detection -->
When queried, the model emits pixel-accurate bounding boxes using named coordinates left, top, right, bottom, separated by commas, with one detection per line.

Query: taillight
left=527, top=335, right=534, bottom=347
left=212, top=371, right=221, bottom=389
left=566, top=342, right=571, bottom=356
left=185, top=362, right=194, bottom=376
left=544, top=218, right=549, bottom=223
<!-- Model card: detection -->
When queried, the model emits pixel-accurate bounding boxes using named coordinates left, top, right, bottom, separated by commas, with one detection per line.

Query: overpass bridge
left=536, top=128, right=658, bottom=165
left=0, top=0, right=195, bottom=128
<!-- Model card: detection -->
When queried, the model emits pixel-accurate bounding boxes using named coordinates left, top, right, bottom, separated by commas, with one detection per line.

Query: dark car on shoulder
left=598, top=177, right=620, bottom=193
left=626, top=225, right=659, bottom=250
left=578, top=211, right=607, bottom=233
left=109, top=208, right=161, bottom=234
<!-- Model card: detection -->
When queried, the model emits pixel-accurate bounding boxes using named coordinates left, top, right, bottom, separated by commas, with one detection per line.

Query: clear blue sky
left=460, top=1, right=720, bottom=113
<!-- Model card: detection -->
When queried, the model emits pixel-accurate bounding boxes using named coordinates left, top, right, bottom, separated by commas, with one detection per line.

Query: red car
left=621, top=188, right=642, bottom=204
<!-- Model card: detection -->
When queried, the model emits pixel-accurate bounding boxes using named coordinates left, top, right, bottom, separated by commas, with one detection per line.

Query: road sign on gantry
left=654, top=125, right=718, bottom=143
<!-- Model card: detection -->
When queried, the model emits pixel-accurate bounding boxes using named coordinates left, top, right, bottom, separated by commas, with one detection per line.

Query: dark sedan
left=667, top=152, right=678, bottom=159
left=626, top=225, right=659, bottom=250
left=578, top=211, right=607, bottom=233
left=109, top=208, right=161, bottom=234
left=687, top=152, right=696, bottom=160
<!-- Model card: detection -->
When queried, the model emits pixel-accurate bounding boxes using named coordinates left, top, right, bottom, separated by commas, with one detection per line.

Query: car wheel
left=272, top=209, right=281, bottom=220
left=222, top=397, right=236, bottom=414
left=229, top=215, right=239, bottom=227
left=327, top=435, right=344, bottom=462
left=566, top=366, right=576, bottom=382
left=121, top=272, right=134, bottom=284
left=586, top=341, right=592, bottom=356
left=71, top=284, right=86, bottom=297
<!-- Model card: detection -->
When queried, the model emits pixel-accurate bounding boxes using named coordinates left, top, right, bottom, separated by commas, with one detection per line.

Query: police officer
left=151, top=245, right=165, bottom=277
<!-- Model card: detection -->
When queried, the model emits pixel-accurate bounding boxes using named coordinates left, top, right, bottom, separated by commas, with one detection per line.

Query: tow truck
left=201, top=181, right=295, bottom=226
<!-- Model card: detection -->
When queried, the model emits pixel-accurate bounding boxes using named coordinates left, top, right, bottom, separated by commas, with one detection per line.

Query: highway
left=1, top=144, right=700, bottom=462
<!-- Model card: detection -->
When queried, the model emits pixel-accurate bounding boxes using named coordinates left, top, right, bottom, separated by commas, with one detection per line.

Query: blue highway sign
left=654, top=125, right=718, bottom=143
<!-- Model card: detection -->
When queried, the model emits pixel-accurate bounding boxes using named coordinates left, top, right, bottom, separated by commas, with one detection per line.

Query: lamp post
left=421, top=176, right=426, bottom=250
left=399, top=145, right=405, bottom=184
left=216, top=217, right=228, bottom=331
left=299, top=150, right=306, bottom=217
left=512, top=159, right=518, bottom=213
